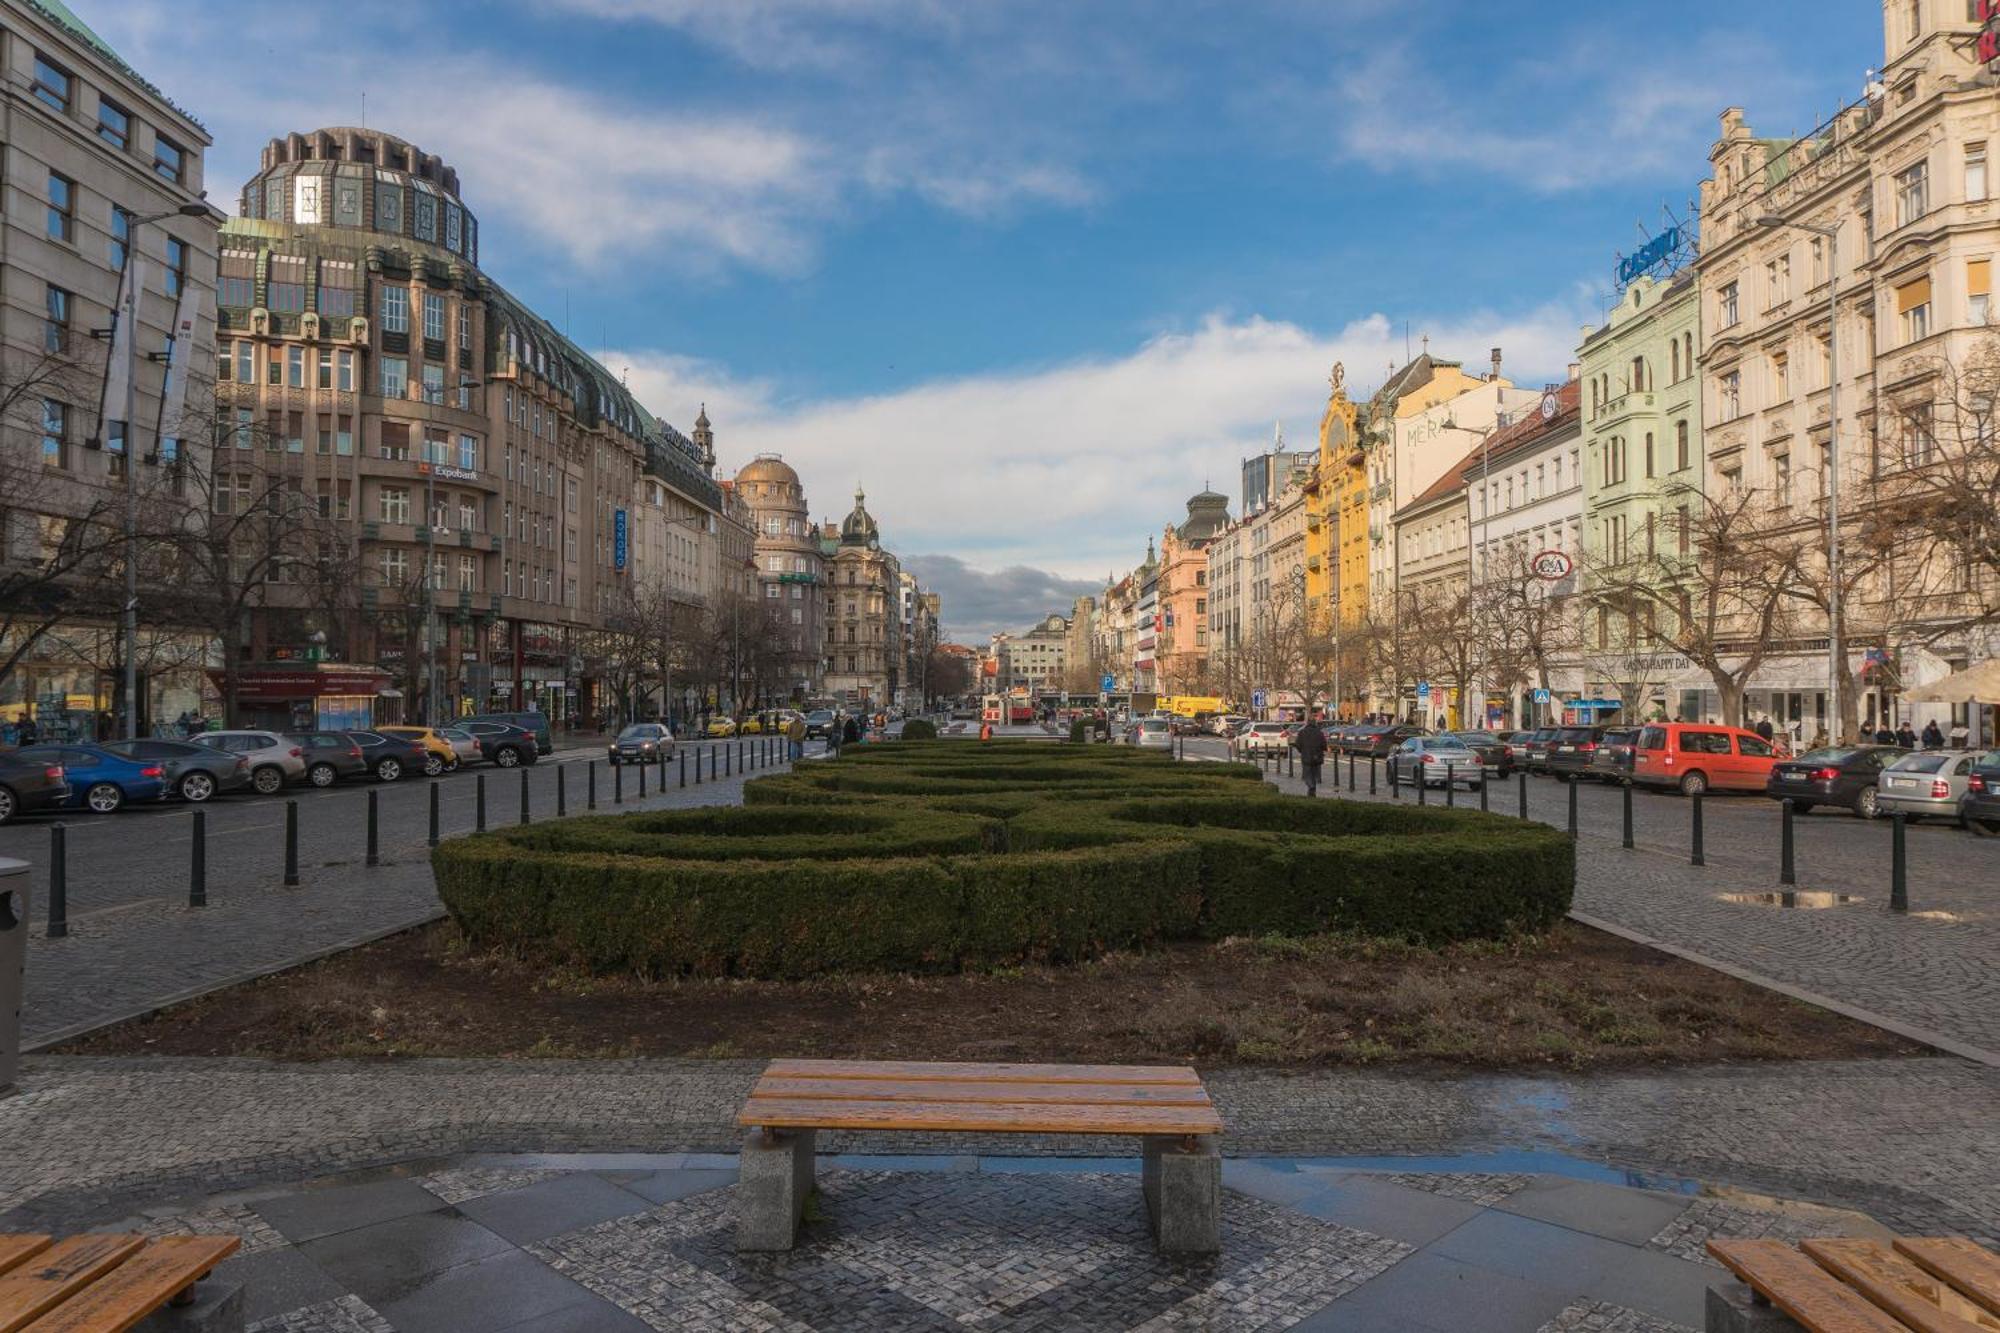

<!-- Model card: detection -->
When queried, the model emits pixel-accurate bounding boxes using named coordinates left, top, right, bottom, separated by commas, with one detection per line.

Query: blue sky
left=93, top=0, right=1883, bottom=638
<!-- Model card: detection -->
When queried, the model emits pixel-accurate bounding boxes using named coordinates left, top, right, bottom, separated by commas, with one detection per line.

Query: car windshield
left=618, top=725, right=664, bottom=741
left=1887, top=753, right=1950, bottom=774
left=1797, top=747, right=1860, bottom=764
left=1139, top=719, right=1169, bottom=732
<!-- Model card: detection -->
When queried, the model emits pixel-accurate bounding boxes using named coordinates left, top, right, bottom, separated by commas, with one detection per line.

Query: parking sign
left=1101, top=675, right=1116, bottom=693
left=1251, top=689, right=1267, bottom=710
left=1416, top=681, right=1431, bottom=700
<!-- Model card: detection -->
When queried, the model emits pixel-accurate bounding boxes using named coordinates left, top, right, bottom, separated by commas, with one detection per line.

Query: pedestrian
left=1921, top=719, right=1943, bottom=750
left=1292, top=716, right=1327, bottom=796
left=787, top=715, right=806, bottom=760
left=1895, top=721, right=1918, bottom=749
left=1875, top=725, right=1896, bottom=744
left=15, top=716, right=37, bottom=747
left=1754, top=714, right=1775, bottom=742
left=1808, top=728, right=1828, bottom=751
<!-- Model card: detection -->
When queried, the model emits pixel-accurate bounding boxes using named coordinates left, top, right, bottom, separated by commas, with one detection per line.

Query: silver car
left=1128, top=717, right=1173, bottom=750
left=436, top=725, right=483, bottom=768
left=193, top=729, right=307, bottom=794
left=608, top=722, right=675, bottom=765
left=1387, top=737, right=1484, bottom=789
left=1875, top=749, right=1982, bottom=824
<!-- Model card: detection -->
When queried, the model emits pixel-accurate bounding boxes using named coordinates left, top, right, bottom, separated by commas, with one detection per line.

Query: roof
left=737, top=456, right=800, bottom=487
left=1477, top=379, right=1582, bottom=468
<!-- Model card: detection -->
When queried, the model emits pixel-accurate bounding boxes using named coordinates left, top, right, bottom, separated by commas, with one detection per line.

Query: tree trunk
left=1714, top=675, right=1744, bottom=728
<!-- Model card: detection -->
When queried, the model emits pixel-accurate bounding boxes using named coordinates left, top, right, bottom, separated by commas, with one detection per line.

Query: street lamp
left=1757, top=214, right=1844, bottom=742
left=118, top=202, right=215, bottom=741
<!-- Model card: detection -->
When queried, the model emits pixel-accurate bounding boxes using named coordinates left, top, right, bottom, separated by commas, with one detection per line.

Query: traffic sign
left=1416, top=681, right=1431, bottom=700
left=1101, top=675, right=1116, bottom=693
left=1251, top=689, right=1267, bottom=709
left=1533, top=687, right=1552, bottom=704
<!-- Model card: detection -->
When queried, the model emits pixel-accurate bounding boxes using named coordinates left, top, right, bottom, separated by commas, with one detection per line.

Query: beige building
left=1156, top=490, right=1228, bottom=696
left=821, top=489, right=902, bottom=709
left=735, top=452, right=825, bottom=700
left=1696, top=0, right=2000, bottom=742
left=0, top=0, right=218, bottom=735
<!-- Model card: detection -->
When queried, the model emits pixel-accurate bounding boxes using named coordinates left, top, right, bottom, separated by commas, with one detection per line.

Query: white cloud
left=610, top=298, right=1596, bottom=594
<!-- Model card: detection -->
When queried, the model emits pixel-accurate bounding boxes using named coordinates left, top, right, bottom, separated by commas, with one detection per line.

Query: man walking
left=1754, top=714, right=1775, bottom=742
left=1293, top=715, right=1328, bottom=797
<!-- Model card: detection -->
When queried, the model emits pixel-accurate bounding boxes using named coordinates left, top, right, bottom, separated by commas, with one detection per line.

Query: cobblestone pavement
left=1217, top=744, right=2000, bottom=1060
left=10, top=745, right=797, bottom=1046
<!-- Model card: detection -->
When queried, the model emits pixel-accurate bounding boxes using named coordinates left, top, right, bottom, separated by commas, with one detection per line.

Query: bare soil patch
left=60, top=920, right=1920, bottom=1070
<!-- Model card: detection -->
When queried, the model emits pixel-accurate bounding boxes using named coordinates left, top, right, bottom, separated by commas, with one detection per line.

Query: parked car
left=1128, top=717, right=1174, bottom=750
left=464, top=712, right=553, bottom=756
left=1543, top=725, right=1613, bottom=780
left=1235, top=722, right=1292, bottom=754
left=100, top=738, right=252, bottom=803
left=1348, top=724, right=1429, bottom=759
left=347, top=730, right=430, bottom=782
left=11, top=744, right=167, bottom=813
left=1586, top=726, right=1642, bottom=784
left=191, top=730, right=307, bottom=794
left=435, top=726, right=483, bottom=769
left=287, top=732, right=370, bottom=787
left=1210, top=714, right=1248, bottom=736
left=803, top=709, right=838, bottom=740
left=1962, top=752, right=2000, bottom=836
left=1630, top=723, right=1786, bottom=796
left=1443, top=731, right=1511, bottom=775
left=1386, top=736, right=1483, bottom=789
left=460, top=719, right=540, bottom=767
left=704, top=717, right=739, bottom=738
left=1874, top=749, right=1983, bottom=824
left=608, top=722, right=675, bottom=765
left=376, top=726, right=462, bottom=776
left=1764, top=744, right=1910, bottom=818
left=0, top=749, right=70, bottom=824
left=1516, top=727, right=1562, bottom=773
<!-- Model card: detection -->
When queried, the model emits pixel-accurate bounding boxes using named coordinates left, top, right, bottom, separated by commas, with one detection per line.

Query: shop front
left=212, top=664, right=394, bottom=732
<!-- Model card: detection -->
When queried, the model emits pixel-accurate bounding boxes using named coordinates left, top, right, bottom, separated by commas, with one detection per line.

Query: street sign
left=1101, top=675, right=1116, bottom=693
left=1251, top=689, right=1267, bottom=710
left=1533, top=687, right=1552, bottom=704
left=1416, top=682, right=1431, bottom=700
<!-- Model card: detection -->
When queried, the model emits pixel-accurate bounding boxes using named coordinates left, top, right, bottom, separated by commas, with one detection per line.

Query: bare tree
left=1477, top=544, right=1585, bottom=727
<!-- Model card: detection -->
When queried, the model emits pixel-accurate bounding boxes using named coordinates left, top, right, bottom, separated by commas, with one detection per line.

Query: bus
left=982, top=694, right=1005, bottom=724
left=982, top=692, right=1037, bottom=724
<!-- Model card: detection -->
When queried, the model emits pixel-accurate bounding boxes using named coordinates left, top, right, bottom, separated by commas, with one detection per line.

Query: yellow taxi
left=739, top=715, right=767, bottom=734
left=704, top=717, right=738, bottom=738
left=377, top=726, right=461, bottom=776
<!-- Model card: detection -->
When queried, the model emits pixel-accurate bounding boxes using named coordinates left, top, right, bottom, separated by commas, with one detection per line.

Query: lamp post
left=115, top=203, right=212, bottom=741
left=1757, top=214, right=1843, bottom=742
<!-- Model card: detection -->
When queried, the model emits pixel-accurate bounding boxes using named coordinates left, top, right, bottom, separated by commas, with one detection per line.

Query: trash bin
left=0, top=857, right=27, bottom=1096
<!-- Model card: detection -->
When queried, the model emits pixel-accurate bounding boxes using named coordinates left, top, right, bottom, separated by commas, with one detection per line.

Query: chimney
left=1568, top=362, right=1581, bottom=382
left=1490, top=347, right=1503, bottom=382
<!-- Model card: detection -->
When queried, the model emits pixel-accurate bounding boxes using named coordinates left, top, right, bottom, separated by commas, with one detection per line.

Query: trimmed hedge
left=432, top=742, right=1573, bottom=978
left=899, top=718, right=938, bottom=740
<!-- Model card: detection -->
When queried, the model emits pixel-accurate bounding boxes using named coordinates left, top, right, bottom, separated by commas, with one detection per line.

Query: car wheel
left=423, top=753, right=445, bottom=777
left=1853, top=787, right=1880, bottom=820
left=86, top=782, right=124, bottom=814
left=1790, top=802, right=1814, bottom=815
left=446, top=756, right=461, bottom=773
left=252, top=765, right=284, bottom=795
left=309, top=763, right=338, bottom=788
left=178, top=772, right=216, bottom=803
left=1678, top=770, right=1708, bottom=797
left=376, top=758, right=403, bottom=782
left=494, top=747, right=520, bottom=768
left=0, top=786, right=15, bottom=825
left=1970, top=817, right=2000, bottom=838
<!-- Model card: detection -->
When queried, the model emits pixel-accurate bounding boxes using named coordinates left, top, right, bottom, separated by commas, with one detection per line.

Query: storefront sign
left=1530, top=550, right=1574, bottom=581
left=210, top=665, right=391, bottom=703
left=614, top=508, right=628, bottom=571
left=417, top=463, right=479, bottom=482
left=1615, top=220, right=1695, bottom=289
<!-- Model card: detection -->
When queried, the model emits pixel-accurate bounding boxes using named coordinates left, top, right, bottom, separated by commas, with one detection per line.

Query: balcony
left=1598, top=390, right=1658, bottom=427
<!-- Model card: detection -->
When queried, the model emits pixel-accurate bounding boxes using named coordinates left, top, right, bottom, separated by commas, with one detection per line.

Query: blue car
left=11, top=744, right=170, bottom=814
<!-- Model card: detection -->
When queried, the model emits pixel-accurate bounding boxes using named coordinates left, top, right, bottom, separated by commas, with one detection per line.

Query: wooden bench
left=1706, top=1236, right=2000, bottom=1332
left=734, top=1058, right=1225, bottom=1254
left=0, top=1233, right=240, bottom=1332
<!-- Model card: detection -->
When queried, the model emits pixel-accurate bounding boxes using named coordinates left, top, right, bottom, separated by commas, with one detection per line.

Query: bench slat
left=0, top=1236, right=147, bottom=1333
left=1896, top=1241, right=2000, bottom=1321
left=1802, top=1239, right=2000, bottom=1333
left=762, top=1059, right=1201, bottom=1086
left=1708, top=1240, right=1917, bottom=1333
left=23, top=1236, right=240, bottom=1333
left=750, top=1077, right=1214, bottom=1108
left=738, top=1095, right=1222, bottom=1137
left=0, top=1243, right=50, bottom=1282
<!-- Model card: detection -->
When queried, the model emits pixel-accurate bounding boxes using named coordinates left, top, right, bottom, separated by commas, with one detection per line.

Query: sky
left=87, top=0, right=1884, bottom=641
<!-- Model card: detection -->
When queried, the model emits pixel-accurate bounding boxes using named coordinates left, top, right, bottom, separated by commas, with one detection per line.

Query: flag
left=155, top=281, right=205, bottom=462
left=97, top=256, right=146, bottom=451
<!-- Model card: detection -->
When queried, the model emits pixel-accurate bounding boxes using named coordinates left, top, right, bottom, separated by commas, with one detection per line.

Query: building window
left=287, top=345, right=305, bottom=387
left=317, top=347, right=333, bottom=389
left=413, top=189, right=437, bottom=243
left=380, top=422, right=410, bottom=461
left=380, top=486, right=410, bottom=524
left=458, top=434, right=479, bottom=470
left=337, top=349, right=355, bottom=392
left=1771, top=349, right=1788, bottom=399
left=1675, top=420, right=1690, bottom=471
left=458, top=306, right=472, bottom=352
left=457, top=372, right=473, bottom=409
left=336, top=424, right=353, bottom=456
left=380, top=548, right=409, bottom=586
left=459, top=554, right=477, bottom=592
left=422, top=363, right=444, bottom=404
left=1719, top=281, right=1739, bottom=328
left=423, top=292, right=444, bottom=342
left=1720, top=370, right=1742, bottom=418
left=268, top=255, right=306, bottom=312
left=46, top=172, right=75, bottom=243
left=380, top=286, right=409, bottom=334
left=218, top=250, right=255, bottom=308
left=1901, top=404, right=1936, bottom=467
left=153, top=135, right=186, bottom=186
left=423, top=428, right=450, bottom=465
left=1643, top=431, right=1655, bottom=478
left=459, top=497, right=477, bottom=530
left=1970, top=258, right=1991, bottom=325
left=1772, top=452, right=1792, bottom=506
left=43, top=284, right=70, bottom=354
left=1895, top=161, right=1929, bottom=227
left=32, top=55, right=72, bottom=112
left=41, top=399, right=69, bottom=469
left=319, top=260, right=356, bottom=317
left=93, top=99, right=135, bottom=152
left=1765, top=254, right=1790, bottom=307
left=1969, top=143, right=1989, bottom=202
left=1897, top=276, right=1932, bottom=343
left=380, top=356, right=408, bottom=399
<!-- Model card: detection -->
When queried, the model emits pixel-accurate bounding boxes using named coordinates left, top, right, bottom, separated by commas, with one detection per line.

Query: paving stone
left=213, top=1247, right=351, bottom=1325
left=1382, top=1171, right=1535, bottom=1207
left=1497, top=1177, right=1696, bottom=1246
left=1539, top=1300, right=1699, bottom=1333
left=246, top=1294, right=395, bottom=1333
left=606, top=1167, right=738, bottom=1206
left=455, top=1171, right=652, bottom=1246
left=1645, top=1196, right=1891, bottom=1268
left=298, top=1209, right=512, bottom=1304
left=1289, top=1176, right=1487, bottom=1248
left=1291, top=1249, right=1572, bottom=1332
left=125, top=1201, right=289, bottom=1255
left=530, top=1168, right=1411, bottom=1331
left=253, top=1178, right=448, bottom=1245
left=418, top=1165, right=560, bottom=1206
left=372, top=1249, right=604, bottom=1333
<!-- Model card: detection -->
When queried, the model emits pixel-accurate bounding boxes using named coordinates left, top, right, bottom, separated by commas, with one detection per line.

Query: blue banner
left=613, top=508, right=628, bottom=571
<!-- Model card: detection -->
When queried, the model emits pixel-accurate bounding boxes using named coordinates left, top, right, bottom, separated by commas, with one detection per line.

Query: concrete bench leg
left=134, top=1281, right=244, bottom=1331
left=1143, top=1135, right=1220, bottom=1255
left=737, top=1127, right=816, bottom=1252
left=1705, top=1281, right=1806, bottom=1331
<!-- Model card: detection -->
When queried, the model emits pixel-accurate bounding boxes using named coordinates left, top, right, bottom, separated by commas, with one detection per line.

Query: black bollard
left=366, top=790, right=380, bottom=867
left=557, top=765, right=567, bottom=817
left=588, top=761, right=597, bottom=810
left=189, top=809, right=207, bottom=907
left=639, top=760, right=648, bottom=798
left=1890, top=812, right=1909, bottom=912
left=1622, top=781, right=1634, bottom=849
left=1518, top=770, right=1529, bottom=821
left=1479, top=773, right=1489, bottom=811
left=476, top=774, right=487, bottom=832
left=284, top=800, right=300, bottom=886
left=1567, top=776, right=1578, bottom=837
left=47, top=823, right=67, bottom=937
left=680, top=750, right=687, bottom=788
left=725, top=744, right=732, bottom=778
left=1348, top=753, right=1356, bottom=791
left=429, top=781, right=440, bottom=847
left=614, top=762, right=624, bottom=805
left=1690, top=792, right=1704, bottom=866
left=1417, top=765, right=1427, bottom=804
left=1445, top=763, right=1455, bottom=806
left=1369, top=757, right=1377, bottom=795
left=520, top=767, right=531, bottom=824
left=1779, top=798, right=1795, bottom=884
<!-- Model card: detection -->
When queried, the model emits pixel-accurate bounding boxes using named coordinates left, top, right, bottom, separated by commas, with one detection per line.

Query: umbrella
left=1899, top=658, right=2000, bottom=704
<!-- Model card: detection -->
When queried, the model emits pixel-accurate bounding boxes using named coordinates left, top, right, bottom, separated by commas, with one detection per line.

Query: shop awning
left=1900, top=659, right=2000, bottom=705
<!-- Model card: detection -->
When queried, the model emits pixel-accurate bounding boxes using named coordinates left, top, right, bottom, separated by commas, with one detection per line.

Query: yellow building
left=1302, top=365, right=1341, bottom=625
left=1314, top=364, right=1366, bottom=716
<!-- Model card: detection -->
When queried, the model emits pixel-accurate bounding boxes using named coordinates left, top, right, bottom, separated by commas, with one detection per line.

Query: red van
left=1628, top=723, right=1785, bottom=796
